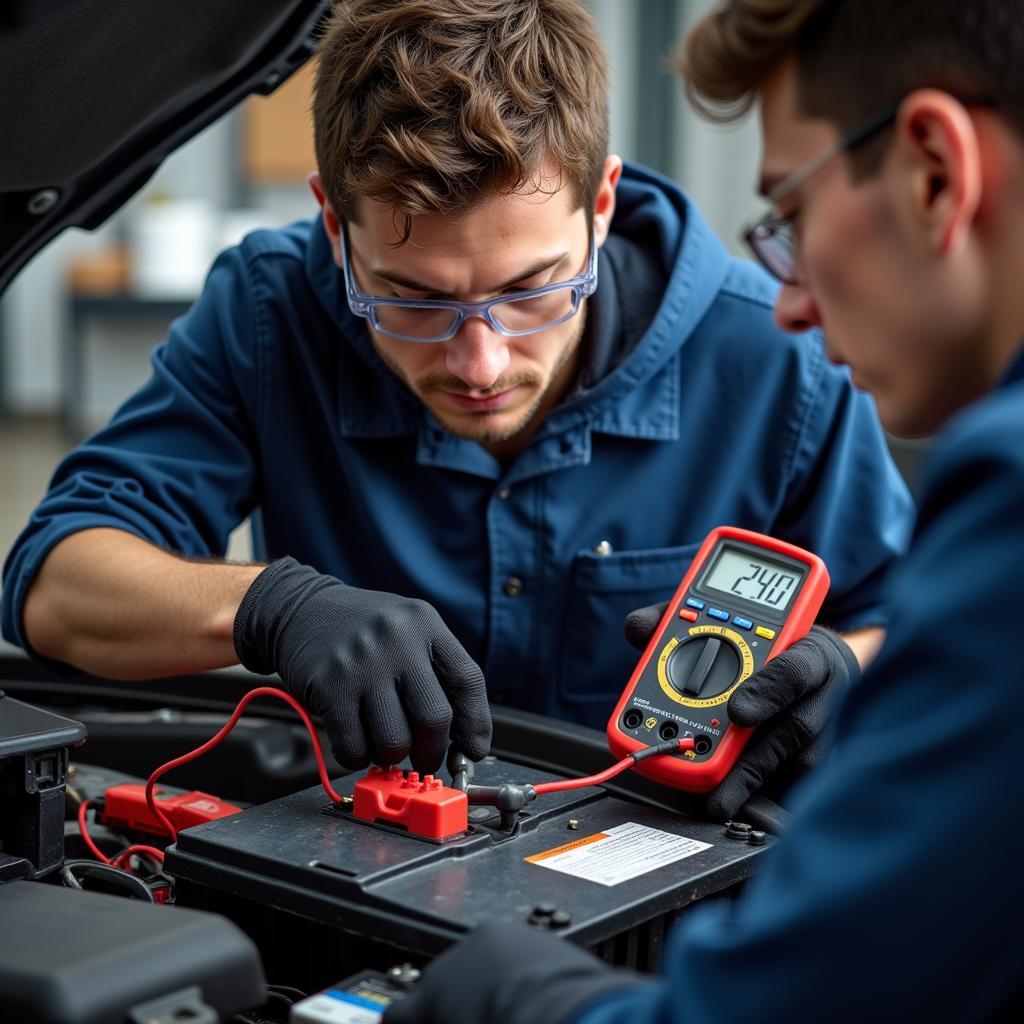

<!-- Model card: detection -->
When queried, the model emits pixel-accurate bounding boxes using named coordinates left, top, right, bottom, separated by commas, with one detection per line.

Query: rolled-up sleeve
left=1, top=244, right=262, bottom=666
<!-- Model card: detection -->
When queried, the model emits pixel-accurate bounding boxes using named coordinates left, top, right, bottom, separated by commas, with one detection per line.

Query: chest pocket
left=558, top=542, right=700, bottom=719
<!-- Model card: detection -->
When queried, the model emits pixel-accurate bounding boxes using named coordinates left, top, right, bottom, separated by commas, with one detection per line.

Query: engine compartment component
left=101, top=783, right=242, bottom=837
left=168, top=755, right=773, bottom=992
left=0, top=879, right=264, bottom=1024
left=353, top=767, right=469, bottom=840
left=0, top=691, right=86, bottom=878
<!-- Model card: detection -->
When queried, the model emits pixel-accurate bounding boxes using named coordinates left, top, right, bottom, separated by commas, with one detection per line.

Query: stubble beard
left=374, top=310, right=588, bottom=446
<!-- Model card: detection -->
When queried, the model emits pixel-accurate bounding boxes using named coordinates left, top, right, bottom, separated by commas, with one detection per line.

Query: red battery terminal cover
left=101, top=783, right=242, bottom=836
left=353, top=767, right=469, bottom=840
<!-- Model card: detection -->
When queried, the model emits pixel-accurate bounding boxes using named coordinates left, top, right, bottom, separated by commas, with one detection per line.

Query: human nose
left=444, top=316, right=511, bottom=390
left=773, top=281, right=823, bottom=334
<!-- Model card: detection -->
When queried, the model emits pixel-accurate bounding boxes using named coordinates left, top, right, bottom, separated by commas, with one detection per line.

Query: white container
left=129, top=198, right=214, bottom=298
left=217, top=209, right=269, bottom=253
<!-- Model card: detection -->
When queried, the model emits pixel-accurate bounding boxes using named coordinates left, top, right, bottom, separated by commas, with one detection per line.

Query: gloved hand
left=234, top=557, right=491, bottom=773
left=623, top=600, right=671, bottom=652
left=383, top=920, right=651, bottom=1024
left=625, top=605, right=859, bottom=818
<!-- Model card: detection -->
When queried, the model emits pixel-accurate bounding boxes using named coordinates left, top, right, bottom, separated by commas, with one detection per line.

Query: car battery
left=167, top=754, right=774, bottom=992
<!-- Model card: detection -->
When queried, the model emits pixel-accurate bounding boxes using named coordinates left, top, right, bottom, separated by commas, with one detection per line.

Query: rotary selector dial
left=657, top=625, right=756, bottom=709
left=666, top=635, right=740, bottom=698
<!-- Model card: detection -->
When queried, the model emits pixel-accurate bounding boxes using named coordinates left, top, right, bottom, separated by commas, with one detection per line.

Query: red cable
left=113, top=845, right=166, bottom=870
left=146, top=686, right=343, bottom=843
left=77, top=799, right=112, bottom=864
left=532, top=737, right=696, bottom=794
left=78, top=800, right=166, bottom=873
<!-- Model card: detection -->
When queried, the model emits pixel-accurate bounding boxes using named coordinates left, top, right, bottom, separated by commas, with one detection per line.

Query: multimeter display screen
left=703, top=548, right=805, bottom=611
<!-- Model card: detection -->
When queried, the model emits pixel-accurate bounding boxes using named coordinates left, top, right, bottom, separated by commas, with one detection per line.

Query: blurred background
left=0, top=0, right=927, bottom=595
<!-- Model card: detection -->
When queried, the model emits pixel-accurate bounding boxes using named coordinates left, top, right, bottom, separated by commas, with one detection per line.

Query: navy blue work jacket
left=1, top=164, right=912, bottom=726
left=574, top=348, right=1024, bottom=1020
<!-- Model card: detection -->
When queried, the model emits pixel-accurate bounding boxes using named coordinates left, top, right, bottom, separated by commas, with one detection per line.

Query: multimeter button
left=678, top=608, right=699, bottom=622
left=685, top=598, right=705, bottom=610
left=707, top=607, right=730, bottom=621
left=732, top=617, right=753, bottom=630
left=755, top=626, right=776, bottom=640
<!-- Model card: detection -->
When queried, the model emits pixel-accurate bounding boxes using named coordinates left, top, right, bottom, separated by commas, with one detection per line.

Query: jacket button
left=497, top=487, right=511, bottom=500
left=592, top=540, right=613, bottom=556
left=503, top=577, right=524, bottom=597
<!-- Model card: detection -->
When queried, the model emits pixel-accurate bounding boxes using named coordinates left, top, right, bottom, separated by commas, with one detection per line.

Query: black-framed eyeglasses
left=742, top=95, right=998, bottom=285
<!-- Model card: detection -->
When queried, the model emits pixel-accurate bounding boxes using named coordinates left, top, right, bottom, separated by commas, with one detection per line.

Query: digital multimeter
left=607, top=527, right=829, bottom=793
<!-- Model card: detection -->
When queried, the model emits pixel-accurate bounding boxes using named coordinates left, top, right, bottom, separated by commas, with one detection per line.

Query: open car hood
left=0, top=0, right=331, bottom=296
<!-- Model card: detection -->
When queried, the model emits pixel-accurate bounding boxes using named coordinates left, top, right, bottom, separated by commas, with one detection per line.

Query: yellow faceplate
left=656, top=625, right=755, bottom=708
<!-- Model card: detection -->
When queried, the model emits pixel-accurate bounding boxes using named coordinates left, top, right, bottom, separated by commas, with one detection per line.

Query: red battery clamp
left=101, top=784, right=242, bottom=836
left=607, top=527, right=829, bottom=793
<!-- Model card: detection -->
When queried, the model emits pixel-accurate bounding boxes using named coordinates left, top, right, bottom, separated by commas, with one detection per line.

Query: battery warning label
left=525, top=822, right=712, bottom=887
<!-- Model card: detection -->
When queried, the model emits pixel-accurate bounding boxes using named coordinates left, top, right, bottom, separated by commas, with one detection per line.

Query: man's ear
left=895, top=90, right=983, bottom=255
left=308, top=172, right=343, bottom=263
left=592, top=155, right=623, bottom=246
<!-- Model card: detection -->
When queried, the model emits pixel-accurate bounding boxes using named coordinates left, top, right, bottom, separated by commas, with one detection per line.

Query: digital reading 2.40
left=608, top=527, right=829, bottom=793
left=704, top=548, right=803, bottom=611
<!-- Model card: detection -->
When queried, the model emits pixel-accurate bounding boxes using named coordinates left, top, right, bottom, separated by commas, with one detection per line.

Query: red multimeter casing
left=607, top=527, right=829, bottom=793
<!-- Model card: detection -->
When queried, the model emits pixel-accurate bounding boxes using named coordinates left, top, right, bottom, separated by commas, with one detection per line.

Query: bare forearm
left=838, top=625, right=885, bottom=669
left=22, top=528, right=264, bottom=679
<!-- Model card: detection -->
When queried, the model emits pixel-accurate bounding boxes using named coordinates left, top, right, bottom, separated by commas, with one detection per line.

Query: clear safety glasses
left=341, top=224, right=598, bottom=343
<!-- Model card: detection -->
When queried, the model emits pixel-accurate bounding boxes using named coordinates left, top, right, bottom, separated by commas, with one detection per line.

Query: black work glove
left=709, top=624, right=858, bottom=818
left=383, top=920, right=650, bottom=1024
left=234, top=557, right=491, bottom=773
left=625, top=605, right=859, bottom=819
left=623, top=600, right=671, bottom=652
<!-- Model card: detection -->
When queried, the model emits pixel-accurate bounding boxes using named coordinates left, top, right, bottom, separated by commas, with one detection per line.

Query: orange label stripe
left=525, top=832, right=609, bottom=862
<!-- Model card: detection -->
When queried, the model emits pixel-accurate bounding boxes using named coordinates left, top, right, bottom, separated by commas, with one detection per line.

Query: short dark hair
left=680, top=0, right=1024, bottom=176
left=313, top=0, right=609, bottom=241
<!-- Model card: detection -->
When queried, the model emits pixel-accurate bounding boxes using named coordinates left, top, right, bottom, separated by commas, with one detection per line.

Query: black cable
left=630, top=738, right=682, bottom=762
left=266, top=985, right=308, bottom=1004
left=59, top=859, right=155, bottom=902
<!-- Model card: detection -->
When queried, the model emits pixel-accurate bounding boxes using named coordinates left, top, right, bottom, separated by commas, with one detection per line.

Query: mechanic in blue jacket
left=385, top=1, right=1024, bottom=1022
left=1, top=0, right=910, bottom=817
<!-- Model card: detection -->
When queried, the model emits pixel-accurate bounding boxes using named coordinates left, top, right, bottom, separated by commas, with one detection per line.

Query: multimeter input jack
left=693, top=736, right=712, bottom=755
left=623, top=709, right=644, bottom=730
left=658, top=721, right=679, bottom=741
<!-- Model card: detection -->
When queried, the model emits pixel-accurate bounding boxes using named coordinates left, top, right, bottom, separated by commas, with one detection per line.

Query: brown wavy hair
left=313, top=0, right=609, bottom=241
left=680, top=0, right=1024, bottom=176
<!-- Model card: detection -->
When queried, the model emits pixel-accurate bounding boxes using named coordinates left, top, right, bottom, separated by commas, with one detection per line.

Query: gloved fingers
left=705, top=719, right=800, bottom=820
left=431, top=633, right=492, bottom=762
left=623, top=600, right=669, bottom=652
left=320, top=703, right=371, bottom=771
left=397, top=667, right=454, bottom=774
left=381, top=923, right=515, bottom=1024
left=706, top=759, right=763, bottom=821
left=362, top=682, right=415, bottom=768
left=382, top=920, right=627, bottom=1024
left=727, top=636, right=826, bottom=727
left=791, top=729, right=830, bottom=774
